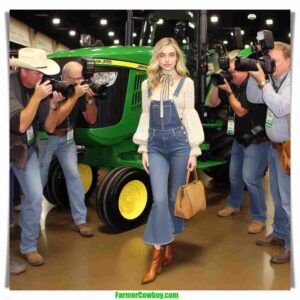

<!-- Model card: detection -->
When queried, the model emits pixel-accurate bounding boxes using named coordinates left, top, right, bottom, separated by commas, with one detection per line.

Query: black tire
left=204, top=128, right=234, bottom=182
left=96, top=167, right=153, bottom=232
left=43, top=159, right=58, bottom=205
left=96, top=166, right=125, bottom=225
left=43, top=158, right=95, bottom=209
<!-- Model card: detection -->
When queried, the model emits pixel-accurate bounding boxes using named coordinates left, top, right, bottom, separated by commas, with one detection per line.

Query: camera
left=43, top=77, right=75, bottom=98
left=81, top=59, right=108, bottom=97
left=210, top=56, right=233, bottom=86
left=236, top=125, right=265, bottom=147
left=80, top=80, right=108, bottom=97
left=234, top=30, right=276, bottom=74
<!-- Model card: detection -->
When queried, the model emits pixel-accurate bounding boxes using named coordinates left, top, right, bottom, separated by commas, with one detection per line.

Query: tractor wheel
left=204, top=128, right=234, bottom=182
left=96, top=167, right=153, bottom=232
left=43, top=158, right=96, bottom=209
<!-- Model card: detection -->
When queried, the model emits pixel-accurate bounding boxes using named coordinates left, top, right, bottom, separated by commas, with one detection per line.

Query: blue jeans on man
left=40, top=135, right=87, bottom=225
left=268, top=145, right=290, bottom=250
left=227, top=139, right=269, bottom=222
left=11, top=147, right=43, bottom=254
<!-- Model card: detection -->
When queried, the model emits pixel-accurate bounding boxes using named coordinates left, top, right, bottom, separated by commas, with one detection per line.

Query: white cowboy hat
left=10, top=47, right=60, bottom=75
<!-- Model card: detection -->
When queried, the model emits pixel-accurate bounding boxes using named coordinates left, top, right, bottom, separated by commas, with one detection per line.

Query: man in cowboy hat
left=10, top=47, right=63, bottom=266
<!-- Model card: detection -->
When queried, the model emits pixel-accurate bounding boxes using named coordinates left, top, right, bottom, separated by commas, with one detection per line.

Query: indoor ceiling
left=10, top=10, right=291, bottom=50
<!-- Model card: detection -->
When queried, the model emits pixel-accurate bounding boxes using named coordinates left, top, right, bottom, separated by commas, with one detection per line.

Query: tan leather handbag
left=174, top=170, right=206, bottom=219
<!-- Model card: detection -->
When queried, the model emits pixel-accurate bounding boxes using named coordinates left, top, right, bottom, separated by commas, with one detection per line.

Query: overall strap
left=173, top=77, right=186, bottom=98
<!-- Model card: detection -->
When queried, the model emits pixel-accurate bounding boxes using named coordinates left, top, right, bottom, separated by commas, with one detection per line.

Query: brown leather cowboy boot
left=141, top=247, right=162, bottom=284
left=162, top=242, right=173, bottom=267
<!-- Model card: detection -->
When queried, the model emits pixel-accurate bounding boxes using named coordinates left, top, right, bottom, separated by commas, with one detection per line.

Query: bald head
left=62, top=61, right=84, bottom=83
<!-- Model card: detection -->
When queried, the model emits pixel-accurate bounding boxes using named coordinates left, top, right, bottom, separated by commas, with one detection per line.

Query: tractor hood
left=48, top=46, right=153, bottom=66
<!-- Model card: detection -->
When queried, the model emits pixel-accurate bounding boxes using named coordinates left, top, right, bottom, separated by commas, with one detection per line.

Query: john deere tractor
left=44, top=10, right=238, bottom=232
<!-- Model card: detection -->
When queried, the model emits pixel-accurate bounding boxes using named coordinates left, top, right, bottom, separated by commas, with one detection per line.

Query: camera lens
left=51, top=79, right=75, bottom=98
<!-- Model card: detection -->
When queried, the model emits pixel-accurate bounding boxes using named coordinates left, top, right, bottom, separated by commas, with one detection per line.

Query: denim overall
left=143, top=78, right=191, bottom=245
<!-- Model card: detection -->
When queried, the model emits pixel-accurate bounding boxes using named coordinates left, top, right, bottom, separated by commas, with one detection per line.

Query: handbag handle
left=185, top=169, right=199, bottom=185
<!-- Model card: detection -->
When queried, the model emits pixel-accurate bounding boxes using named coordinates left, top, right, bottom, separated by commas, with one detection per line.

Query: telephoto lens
left=50, top=79, right=75, bottom=98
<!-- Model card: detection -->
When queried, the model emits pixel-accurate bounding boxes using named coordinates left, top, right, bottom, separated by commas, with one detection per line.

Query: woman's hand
left=187, top=155, right=197, bottom=172
left=142, top=152, right=149, bottom=175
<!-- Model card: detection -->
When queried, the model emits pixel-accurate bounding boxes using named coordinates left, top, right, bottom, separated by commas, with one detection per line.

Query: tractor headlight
left=91, top=72, right=118, bottom=87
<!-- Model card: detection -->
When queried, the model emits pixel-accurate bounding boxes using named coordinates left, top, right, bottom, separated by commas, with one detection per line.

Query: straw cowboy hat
left=10, top=47, right=60, bottom=75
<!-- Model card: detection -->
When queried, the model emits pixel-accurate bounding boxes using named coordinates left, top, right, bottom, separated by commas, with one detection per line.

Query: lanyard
left=270, top=72, right=288, bottom=93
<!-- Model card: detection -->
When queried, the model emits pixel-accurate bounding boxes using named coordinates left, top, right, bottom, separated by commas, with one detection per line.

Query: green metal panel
left=49, top=46, right=153, bottom=66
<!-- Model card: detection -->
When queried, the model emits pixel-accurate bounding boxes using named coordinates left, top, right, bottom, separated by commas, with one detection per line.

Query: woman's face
left=158, top=45, right=177, bottom=71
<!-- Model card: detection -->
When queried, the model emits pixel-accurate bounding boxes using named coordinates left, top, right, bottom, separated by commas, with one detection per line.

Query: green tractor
left=43, top=10, right=236, bottom=232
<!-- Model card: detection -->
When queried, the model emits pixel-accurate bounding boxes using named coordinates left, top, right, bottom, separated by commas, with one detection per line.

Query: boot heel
left=157, top=265, right=162, bottom=274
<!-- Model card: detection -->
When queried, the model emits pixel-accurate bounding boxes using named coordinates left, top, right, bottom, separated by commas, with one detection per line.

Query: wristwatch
left=258, top=80, right=269, bottom=89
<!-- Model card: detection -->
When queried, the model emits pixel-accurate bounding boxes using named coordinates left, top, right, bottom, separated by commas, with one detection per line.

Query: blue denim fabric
left=144, top=100, right=190, bottom=245
left=11, top=147, right=43, bottom=254
left=227, top=139, right=269, bottom=222
left=268, top=145, right=290, bottom=249
left=40, top=135, right=87, bottom=225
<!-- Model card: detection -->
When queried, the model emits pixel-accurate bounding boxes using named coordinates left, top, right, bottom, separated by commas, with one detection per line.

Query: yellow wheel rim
left=78, top=164, right=93, bottom=193
left=118, top=180, right=147, bottom=220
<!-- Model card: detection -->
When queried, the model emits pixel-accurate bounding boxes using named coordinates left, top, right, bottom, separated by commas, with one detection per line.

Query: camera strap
left=270, top=72, right=288, bottom=93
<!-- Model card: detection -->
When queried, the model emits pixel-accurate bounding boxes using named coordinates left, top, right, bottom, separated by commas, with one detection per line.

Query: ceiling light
left=69, top=30, right=76, bottom=36
left=100, top=19, right=107, bottom=25
left=247, top=13, right=256, bottom=20
left=108, top=31, right=114, bottom=37
left=182, top=39, right=187, bottom=44
left=230, top=32, right=234, bottom=36
left=266, top=19, right=273, bottom=25
left=210, top=16, right=218, bottom=23
left=157, top=19, right=164, bottom=25
left=133, top=32, right=137, bottom=37
left=223, top=40, right=228, bottom=45
left=52, top=17, right=60, bottom=25
left=113, top=39, right=119, bottom=45
left=188, top=12, right=194, bottom=18
left=188, top=22, right=195, bottom=29
left=241, top=30, right=245, bottom=35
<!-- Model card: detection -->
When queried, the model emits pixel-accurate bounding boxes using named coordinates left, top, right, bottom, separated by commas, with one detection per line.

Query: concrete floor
left=9, top=172, right=290, bottom=290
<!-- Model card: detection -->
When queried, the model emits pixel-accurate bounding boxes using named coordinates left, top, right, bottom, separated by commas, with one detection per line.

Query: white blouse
left=133, top=77, right=205, bottom=156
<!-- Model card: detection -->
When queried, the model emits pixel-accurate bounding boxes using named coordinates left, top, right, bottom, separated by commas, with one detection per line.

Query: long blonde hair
left=147, top=37, right=189, bottom=89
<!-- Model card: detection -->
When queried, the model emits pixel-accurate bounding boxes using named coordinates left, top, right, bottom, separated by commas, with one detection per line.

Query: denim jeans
left=268, top=145, right=290, bottom=250
left=11, top=147, right=43, bottom=254
left=227, top=139, right=269, bottom=222
left=40, top=135, right=87, bottom=225
left=144, top=100, right=190, bottom=245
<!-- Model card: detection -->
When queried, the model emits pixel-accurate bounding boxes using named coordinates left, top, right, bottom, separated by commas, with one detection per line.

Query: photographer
left=40, top=61, right=97, bottom=238
left=246, top=42, right=291, bottom=264
left=208, top=50, right=269, bottom=234
left=10, top=47, right=62, bottom=266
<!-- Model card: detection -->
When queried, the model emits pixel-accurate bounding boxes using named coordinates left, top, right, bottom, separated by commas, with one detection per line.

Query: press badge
left=26, top=126, right=34, bottom=145
left=265, top=109, right=273, bottom=128
left=67, top=128, right=74, bottom=144
left=227, top=117, right=235, bottom=135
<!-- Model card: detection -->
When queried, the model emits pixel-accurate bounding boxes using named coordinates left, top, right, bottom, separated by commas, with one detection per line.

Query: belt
left=251, top=136, right=269, bottom=145
left=271, top=142, right=284, bottom=149
left=53, top=128, right=69, bottom=136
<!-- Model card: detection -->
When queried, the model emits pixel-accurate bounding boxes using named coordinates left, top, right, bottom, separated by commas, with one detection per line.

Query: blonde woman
left=133, top=37, right=204, bottom=284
